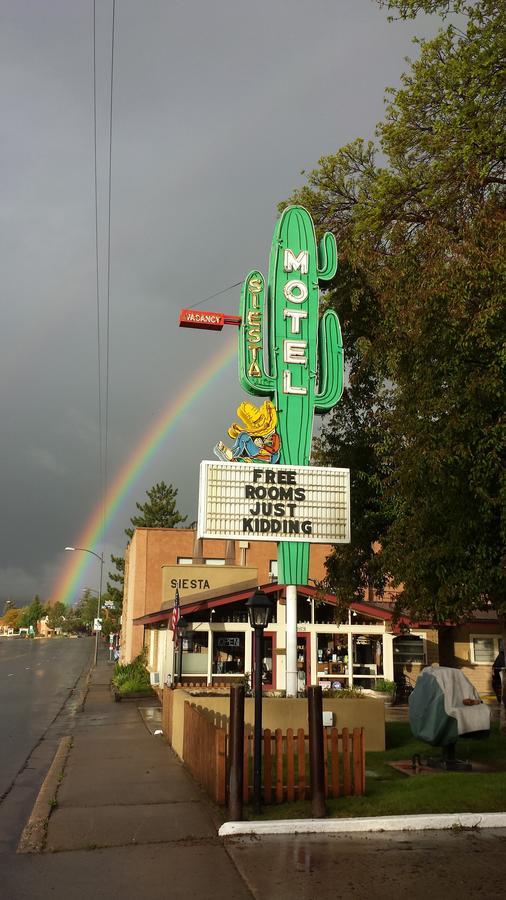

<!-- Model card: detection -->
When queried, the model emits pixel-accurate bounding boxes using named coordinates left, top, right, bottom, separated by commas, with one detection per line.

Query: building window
left=393, top=635, right=426, bottom=665
left=181, top=630, right=209, bottom=675
left=211, top=604, right=249, bottom=624
left=177, top=557, right=193, bottom=565
left=213, top=632, right=245, bottom=674
left=470, top=635, right=499, bottom=665
left=317, top=634, right=348, bottom=682
left=353, top=635, right=383, bottom=682
left=269, top=560, right=278, bottom=582
left=205, top=558, right=225, bottom=566
left=314, top=601, right=335, bottom=625
left=297, top=594, right=313, bottom=624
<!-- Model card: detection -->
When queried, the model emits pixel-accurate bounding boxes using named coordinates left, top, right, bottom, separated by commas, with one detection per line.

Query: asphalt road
left=0, top=637, right=93, bottom=801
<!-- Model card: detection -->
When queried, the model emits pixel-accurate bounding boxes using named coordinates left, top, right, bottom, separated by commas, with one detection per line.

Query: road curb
left=77, top=659, right=95, bottom=712
left=219, top=811, right=506, bottom=838
left=17, top=735, right=72, bottom=854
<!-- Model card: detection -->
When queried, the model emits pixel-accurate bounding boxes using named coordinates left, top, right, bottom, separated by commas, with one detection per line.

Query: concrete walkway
left=44, top=660, right=220, bottom=852
left=6, top=650, right=252, bottom=900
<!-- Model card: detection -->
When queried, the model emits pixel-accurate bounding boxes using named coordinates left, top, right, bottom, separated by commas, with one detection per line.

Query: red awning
left=134, top=580, right=467, bottom=632
left=134, top=582, right=283, bottom=627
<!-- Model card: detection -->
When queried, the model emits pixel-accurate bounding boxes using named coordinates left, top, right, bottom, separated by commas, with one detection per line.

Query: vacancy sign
left=198, top=461, right=350, bottom=544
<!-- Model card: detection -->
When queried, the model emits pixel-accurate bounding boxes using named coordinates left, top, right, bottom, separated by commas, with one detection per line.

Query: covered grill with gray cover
left=409, top=666, right=490, bottom=747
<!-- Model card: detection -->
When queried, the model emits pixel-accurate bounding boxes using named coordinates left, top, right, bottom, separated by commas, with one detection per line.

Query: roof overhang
left=133, top=582, right=413, bottom=628
left=134, top=582, right=283, bottom=626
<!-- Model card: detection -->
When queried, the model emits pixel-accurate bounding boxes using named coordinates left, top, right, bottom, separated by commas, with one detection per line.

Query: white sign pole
left=286, top=584, right=298, bottom=698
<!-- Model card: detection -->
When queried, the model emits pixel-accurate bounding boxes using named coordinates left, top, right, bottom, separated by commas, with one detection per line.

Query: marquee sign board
left=197, top=461, right=350, bottom=544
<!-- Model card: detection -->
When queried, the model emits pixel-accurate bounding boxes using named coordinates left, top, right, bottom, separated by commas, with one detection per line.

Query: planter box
left=164, top=689, right=386, bottom=756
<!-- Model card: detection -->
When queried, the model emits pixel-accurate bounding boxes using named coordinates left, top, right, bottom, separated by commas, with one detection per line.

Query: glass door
left=252, top=631, right=276, bottom=690
left=262, top=632, right=276, bottom=690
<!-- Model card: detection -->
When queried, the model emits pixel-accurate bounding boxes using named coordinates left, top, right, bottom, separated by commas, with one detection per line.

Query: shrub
left=322, top=687, right=364, bottom=699
left=373, top=678, right=396, bottom=694
left=112, top=648, right=152, bottom=695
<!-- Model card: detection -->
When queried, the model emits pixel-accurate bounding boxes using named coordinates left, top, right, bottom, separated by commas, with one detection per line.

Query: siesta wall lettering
left=169, top=578, right=211, bottom=591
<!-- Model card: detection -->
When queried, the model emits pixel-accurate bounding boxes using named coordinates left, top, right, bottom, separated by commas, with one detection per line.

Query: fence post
left=308, top=685, right=326, bottom=818
left=228, top=684, right=244, bottom=821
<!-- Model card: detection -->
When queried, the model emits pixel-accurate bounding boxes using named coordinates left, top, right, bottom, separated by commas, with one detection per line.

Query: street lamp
left=176, top=616, right=189, bottom=685
left=65, top=546, right=104, bottom=666
left=246, top=588, right=274, bottom=814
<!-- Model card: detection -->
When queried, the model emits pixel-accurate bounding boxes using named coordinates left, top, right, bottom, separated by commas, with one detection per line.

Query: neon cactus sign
left=238, top=205, right=344, bottom=584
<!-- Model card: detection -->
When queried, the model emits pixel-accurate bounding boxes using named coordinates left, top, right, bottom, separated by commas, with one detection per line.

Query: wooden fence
left=162, top=686, right=174, bottom=745
left=242, top=726, right=365, bottom=804
left=182, top=701, right=227, bottom=805
left=166, top=693, right=365, bottom=807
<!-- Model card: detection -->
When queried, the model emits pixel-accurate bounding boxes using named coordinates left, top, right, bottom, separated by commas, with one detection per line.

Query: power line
left=92, top=1, right=104, bottom=546
left=92, top=0, right=115, bottom=564
left=190, top=281, right=242, bottom=309
left=104, top=0, right=116, bottom=532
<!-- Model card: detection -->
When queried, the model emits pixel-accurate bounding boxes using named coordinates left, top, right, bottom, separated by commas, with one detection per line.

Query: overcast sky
left=0, top=0, right=444, bottom=606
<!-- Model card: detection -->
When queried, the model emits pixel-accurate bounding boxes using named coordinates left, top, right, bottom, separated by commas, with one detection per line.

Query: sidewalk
left=6, top=649, right=252, bottom=900
left=43, top=655, right=221, bottom=851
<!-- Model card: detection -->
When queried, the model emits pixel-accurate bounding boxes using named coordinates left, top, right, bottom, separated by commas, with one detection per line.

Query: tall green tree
left=79, top=589, right=100, bottom=626
left=107, top=553, right=125, bottom=613
left=60, top=605, right=84, bottom=635
left=285, top=0, right=505, bottom=633
left=1, top=605, right=21, bottom=630
left=125, top=482, right=187, bottom=539
left=19, top=595, right=47, bottom=629
left=46, top=601, right=66, bottom=631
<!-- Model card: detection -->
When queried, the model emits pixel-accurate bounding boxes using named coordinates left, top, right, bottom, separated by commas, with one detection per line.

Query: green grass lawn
left=245, top=722, right=506, bottom=821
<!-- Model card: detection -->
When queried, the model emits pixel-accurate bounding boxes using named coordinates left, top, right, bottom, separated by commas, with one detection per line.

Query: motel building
left=121, top=528, right=501, bottom=698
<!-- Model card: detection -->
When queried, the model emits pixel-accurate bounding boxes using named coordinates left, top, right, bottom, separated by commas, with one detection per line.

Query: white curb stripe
left=219, top=811, right=506, bottom=838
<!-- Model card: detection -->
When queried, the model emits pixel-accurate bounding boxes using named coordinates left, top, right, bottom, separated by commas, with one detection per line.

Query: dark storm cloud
left=0, top=0, right=441, bottom=603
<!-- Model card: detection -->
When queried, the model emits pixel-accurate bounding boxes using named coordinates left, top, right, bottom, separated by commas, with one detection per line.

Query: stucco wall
left=444, top=624, right=500, bottom=695
left=165, top=688, right=385, bottom=758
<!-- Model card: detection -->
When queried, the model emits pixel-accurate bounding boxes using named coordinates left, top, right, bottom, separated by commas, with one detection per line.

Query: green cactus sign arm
left=317, top=231, right=338, bottom=281
left=315, top=309, right=343, bottom=413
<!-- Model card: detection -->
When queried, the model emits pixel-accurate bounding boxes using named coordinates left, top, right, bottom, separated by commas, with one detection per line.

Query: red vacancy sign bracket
left=179, top=309, right=241, bottom=331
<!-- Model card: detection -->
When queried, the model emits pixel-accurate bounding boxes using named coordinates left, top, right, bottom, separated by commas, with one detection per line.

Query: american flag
left=171, top=589, right=180, bottom=643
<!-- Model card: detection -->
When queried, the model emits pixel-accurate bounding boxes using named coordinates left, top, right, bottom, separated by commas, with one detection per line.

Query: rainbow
left=50, top=335, right=237, bottom=607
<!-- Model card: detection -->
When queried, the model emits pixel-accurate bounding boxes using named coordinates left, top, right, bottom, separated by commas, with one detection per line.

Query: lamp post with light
left=65, top=547, right=104, bottom=666
left=246, top=589, right=274, bottom=814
